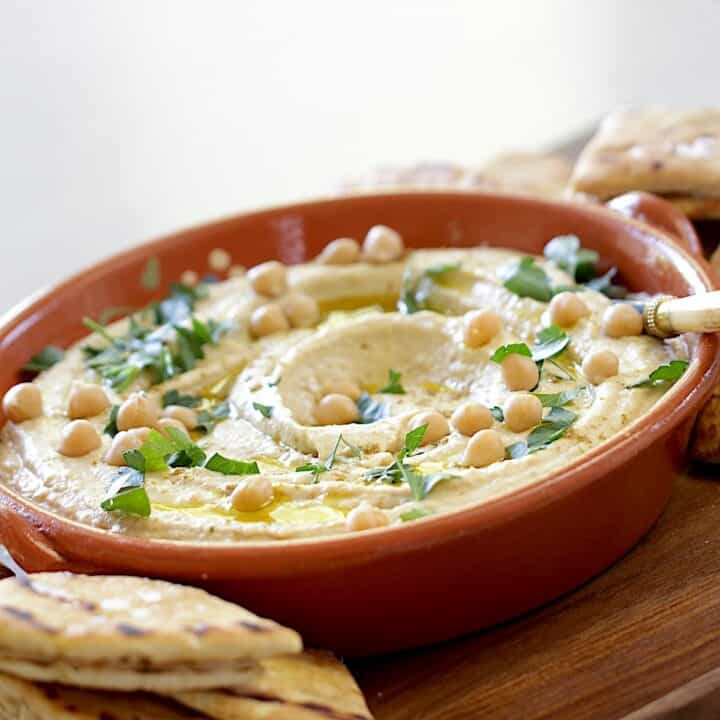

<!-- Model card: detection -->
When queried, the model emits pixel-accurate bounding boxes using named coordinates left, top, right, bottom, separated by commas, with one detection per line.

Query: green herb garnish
left=399, top=263, right=462, bottom=314
left=531, top=325, right=571, bottom=362
left=629, top=360, right=689, bottom=389
left=356, top=393, right=387, bottom=424
left=506, top=407, right=577, bottom=459
left=533, top=386, right=583, bottom=408
left=544, top=235, right=598, bottom=283
left=490, top=343, right=532, bottom=364
left=379, top=369, right=405, bottom=394
left=499, top=257, right=554, bottom=302
left=400, top=507, right=433, bottom=522
left=162, top=390, right=201, bottom=408
left=103, top=405, right=120, bottom=437
left=252, top=402, right=273, bottom=418
left=100, top=467, right=151, bottom=517
left=22, top=346, right=65, bottom=374
left=141, top=257, right=161, bottom=290
left=197, top=401, right=230, bottom=434
left=489, top=406, right=504, bottom=422
left=295, top=434, right=362, bottom=483
left=205, top=453, right=260, bottom=476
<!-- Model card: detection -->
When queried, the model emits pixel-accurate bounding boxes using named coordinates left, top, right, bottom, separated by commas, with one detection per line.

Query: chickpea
left=58, top=420, right=101, bottom=457
left=317, top=238, right=361, bottom=265
left=463, top=309, right=501, bottom=348
left=549, top=292, right=588, bottom=328
left=208, top=248, right=231, bottom=272
left=501, top=354, right=539, bottom=391
left=3, top=383, right=43, bottom=423
left=67, top=383, right=110, bottom=419
left=248, top=261, right=287, bottom=298
left=324, top=380, right=362, bottom=401
left=156, top=417, right=190, bottom=440
left=228, top=264, right=246, bottom=278
left=250, top=303, right=290, bottom=338
left=410, top=411, right=450, bottom=445
left=104, top=427, right=152, bottom=466
left=462, top=429, right=505, bottom=468
left=162, top=405, right=198, bottom=430
left=231, top=476, right=274, bottom=512
left=315, top=393, right=359, bottom=425
left=116, top=393, right=161, bottom=431
left=451, top=402, right=493, bottom=436
left=582, top=349, right=619, bottom=385
left=503, top=393, right=543, bottom=433
left=180, top=270, right=199, bottom=287
left=346, top=502, right=390, bottom=532
left=362, top=225, right=404, bottom=263
left=281, top=292, right=320, bottom=328
left=602, top=304, right=643, bottom=338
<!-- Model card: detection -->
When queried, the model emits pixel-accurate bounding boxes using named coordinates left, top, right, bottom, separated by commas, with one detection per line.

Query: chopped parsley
left=252, top=402, right=274, bottom=418
left=103, top=405, right=120, bottom=437
left=295, top=434, right=362, bottom=483
left=499, top=257, right=554, bottom=302
left=162, top=390, right=201, bottom=408
left=533, top=386, right=584, bottom=408
left=205, top=454, right=260, bottom=475
left=356, top=393, right=387, bottom=424
left=22, top=346, right=65, bottom=373
left=399, top=263, right=462, bottom=314
left=506, top=407, right=577, bottom=459
left=196, top=401, right=230, bottom=434
left=490, top=343, right=532, bottom=364
left=629, top=360, right=689, bottom=389
left=543, top=235, right=598, bottom=283
left=489, top=406, right=504, bottom=422
left=100, top=467, right=151, bottom=517
left=531, top=325, right=571, bottom=362
left=365, top=425, right=454, bottom=501
left=400, top=507, right=433, bottom=522
left=378, top=369, right=406, bottom=394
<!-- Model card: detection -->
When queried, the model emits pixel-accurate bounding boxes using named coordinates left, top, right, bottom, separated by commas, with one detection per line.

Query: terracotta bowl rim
left=1, top=191, right=718, bottom=567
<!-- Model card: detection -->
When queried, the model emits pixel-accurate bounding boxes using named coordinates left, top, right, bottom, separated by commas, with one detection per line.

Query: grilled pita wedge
left=0, top=573, right=301, bottom=693
left=569, top=108, right=720, bottom=218
left=0, top=672, right=208, bottom=719
left=175, top=650, right=373, bottom=720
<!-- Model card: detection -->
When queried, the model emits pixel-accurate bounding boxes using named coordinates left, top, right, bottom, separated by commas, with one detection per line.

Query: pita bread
left=175, top=650, right=373, bottom=720
left=0, top=573, right=301, bottom=692
left=0, top=671, right=207, bottom=719
left=570, top=108, right=720, bottom=218
left=340, top=153, right=571, bottom=200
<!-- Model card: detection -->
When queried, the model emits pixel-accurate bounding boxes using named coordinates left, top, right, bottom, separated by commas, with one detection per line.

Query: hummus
left=0, top=236, right=689, bottom=542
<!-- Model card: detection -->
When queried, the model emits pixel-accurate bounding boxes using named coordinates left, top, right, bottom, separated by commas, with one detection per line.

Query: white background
left=1, top=0, right=718, bottom=309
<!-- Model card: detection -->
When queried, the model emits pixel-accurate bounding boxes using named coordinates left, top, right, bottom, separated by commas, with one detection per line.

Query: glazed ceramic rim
left=1, top=192, right=718, bottom=571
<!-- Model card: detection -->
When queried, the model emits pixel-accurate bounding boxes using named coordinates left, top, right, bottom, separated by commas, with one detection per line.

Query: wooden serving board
left=353, top=465, right=720, bottom=719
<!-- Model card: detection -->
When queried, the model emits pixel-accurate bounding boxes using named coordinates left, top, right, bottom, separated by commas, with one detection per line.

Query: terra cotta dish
left=0, top=191, right=718, bottom=655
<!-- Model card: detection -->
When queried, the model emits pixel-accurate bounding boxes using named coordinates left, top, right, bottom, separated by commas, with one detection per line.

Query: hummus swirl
left=0, top=247, right=687, bottom=542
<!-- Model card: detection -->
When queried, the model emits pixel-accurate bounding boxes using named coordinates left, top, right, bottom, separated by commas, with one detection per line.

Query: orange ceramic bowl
left=0, top=191, right=718, bottom=656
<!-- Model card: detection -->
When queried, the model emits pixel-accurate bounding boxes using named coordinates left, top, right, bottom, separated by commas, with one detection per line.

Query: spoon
left=641, top=292, right=720, bottom=338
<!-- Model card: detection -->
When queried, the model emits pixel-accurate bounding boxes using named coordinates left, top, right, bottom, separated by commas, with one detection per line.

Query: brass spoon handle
left=644, top=291, right=720, bottom=338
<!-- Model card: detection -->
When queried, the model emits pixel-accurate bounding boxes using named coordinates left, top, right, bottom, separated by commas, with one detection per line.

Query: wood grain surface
left=353, top=465, right=720, bottom=719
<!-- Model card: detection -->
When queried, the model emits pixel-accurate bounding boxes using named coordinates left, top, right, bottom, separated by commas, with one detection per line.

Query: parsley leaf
left=629, top=360, right=689, bottom=389
left=295, top=434, right=362, bottom=483
left=490, top=343, right=532, bottom=363
left=400, top=507, right=432, bottom=522
left=100, top=467, right=151, bottom=517
left=197, top=401, right=230, bottom=433
left=499, top=257, right=554, bottom=302
left=531, top=325, right=571, bottom=362
left=506, top=407, right=577, bottom=458
left=252, top=402, right=273, bottom=418
left=379, top=369, right=405, bottom=394
left=399, top=263, right=461, bottom=314
left=205, top=453, right=260, bottom=475
left=544, top=235, right=598, bottom=283
left=356, top=393, right=387, bottom=424
left=22, top=346, right=65, bottom=373
left=490, top=405, right=504, bottom=422
left=162, top=390, right=201, bottom=408
left=103, top=405, right=120, bottom=437
left=533, top=386, right=583, bottom=408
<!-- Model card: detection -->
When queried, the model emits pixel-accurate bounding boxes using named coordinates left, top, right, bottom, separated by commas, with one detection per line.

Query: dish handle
left=606, top=191, right=704, bottom=260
